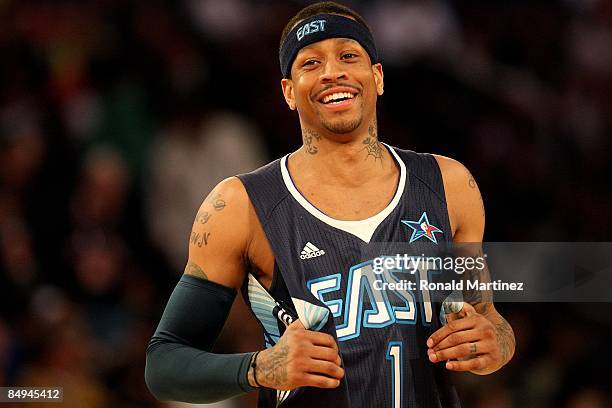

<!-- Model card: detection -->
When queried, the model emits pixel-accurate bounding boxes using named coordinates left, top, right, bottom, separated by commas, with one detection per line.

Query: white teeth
left=322, top=92, right=355, bottom=104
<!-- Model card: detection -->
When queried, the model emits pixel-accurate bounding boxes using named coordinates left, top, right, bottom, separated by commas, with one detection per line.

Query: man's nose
left=320, top=59, right=348, bottom=83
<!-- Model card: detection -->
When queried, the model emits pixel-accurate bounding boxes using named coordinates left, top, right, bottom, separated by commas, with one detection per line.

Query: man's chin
left=322, top=117, right=363, bottom=135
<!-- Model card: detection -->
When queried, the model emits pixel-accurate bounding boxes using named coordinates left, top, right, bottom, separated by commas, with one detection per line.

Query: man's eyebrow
left=337, top=38, right=360, bottom=46
left=298, top=38, right=361, bottom=54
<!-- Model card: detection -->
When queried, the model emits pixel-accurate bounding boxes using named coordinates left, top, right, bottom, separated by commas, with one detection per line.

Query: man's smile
left=313, top=85, right=360, bottom=111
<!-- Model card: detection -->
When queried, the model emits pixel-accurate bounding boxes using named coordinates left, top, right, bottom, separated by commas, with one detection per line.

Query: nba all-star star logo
left=402, top=211, right=443, bottom=243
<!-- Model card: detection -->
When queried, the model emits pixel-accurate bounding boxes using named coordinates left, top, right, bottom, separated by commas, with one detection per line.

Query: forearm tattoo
left=462, top=247, right=492, bottom=305
left=494, top=315, right=515, bottom=365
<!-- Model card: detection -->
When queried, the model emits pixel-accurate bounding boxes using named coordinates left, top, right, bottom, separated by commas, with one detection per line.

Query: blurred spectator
left=0, top=100, right=45, bottom=317
left=16, top=312, right=109, bottom=408
left=11, top=286, right=107, bottom=407
left=147, top=110, right=268, bottom=271
left=566, top=388, right=610, bottom=408
left=366, top=0, right=461, bottom=65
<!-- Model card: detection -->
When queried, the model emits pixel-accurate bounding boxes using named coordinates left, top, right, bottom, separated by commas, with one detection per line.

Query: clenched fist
left=248, top=319, right=344, bottom=390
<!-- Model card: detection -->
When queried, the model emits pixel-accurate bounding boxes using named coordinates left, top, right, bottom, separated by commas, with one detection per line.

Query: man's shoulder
left=388, top=146, right=446, bottom=189
left=237, top=157, right=283, bottom=179
left=235, top=156, right=286, bottom=194
left=205, top=177, right=251, bottom=212
left=431, top=154, right=473, bottom=189
left=231, top=156, right=292, bottom=221
left=388, top=145, right=437, bottom=168
left=431, top=154, right=484, bottom=239
left=391, top=149, right=474, bottom=206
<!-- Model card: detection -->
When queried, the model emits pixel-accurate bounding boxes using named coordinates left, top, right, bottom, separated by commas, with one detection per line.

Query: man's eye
left=303, top=60, right=318, bottom=67
left=341, top=53, right=358, bottom=59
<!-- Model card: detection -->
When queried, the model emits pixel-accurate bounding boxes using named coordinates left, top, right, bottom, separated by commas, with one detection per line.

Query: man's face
left=281, top=37, right=384, bottom=137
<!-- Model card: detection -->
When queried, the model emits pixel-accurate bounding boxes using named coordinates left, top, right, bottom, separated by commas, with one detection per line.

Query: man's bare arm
left=146, top=177, right=343, bottom=403
left=431, top=155, right=516, bottom=374
left=185, top=177, right=251, bottom=289
left=145, top=177, right=258, bottom=403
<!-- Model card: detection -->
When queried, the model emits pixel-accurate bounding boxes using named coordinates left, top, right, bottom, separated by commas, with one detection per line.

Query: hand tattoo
left=257, top=338, right=289, bottom=387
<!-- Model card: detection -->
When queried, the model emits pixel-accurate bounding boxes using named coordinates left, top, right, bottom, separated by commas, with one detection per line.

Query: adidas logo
left=300, top=242, right=326, bottom=259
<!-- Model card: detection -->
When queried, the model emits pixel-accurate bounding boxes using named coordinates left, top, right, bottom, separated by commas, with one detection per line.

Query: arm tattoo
left=257, top=338, right=289, bottom=387
left=494, top=315, right=515, bottom=365
left=475, top=299, right=515, bottom=368
left=462, top=247, right=492, bottom=305
left=464, top=167, right=485, bottom=216
left=466, top=166, right=477, bottom=189
left=468, top=176, right=476, bottom=189
left=474, top=301, right=491, bottom=315
left=462, top=245, right=514, bottom=368
left=184, top=261, right=208, bottom=280
left=302, top=128, right=320, bottom=155
left=206, top=193, right=226, bottom=211
left=194, top=210, right=211, bottom=224
left=361, top=120, right=383, bottom=162
left=190, top=231, right=210, bottom=247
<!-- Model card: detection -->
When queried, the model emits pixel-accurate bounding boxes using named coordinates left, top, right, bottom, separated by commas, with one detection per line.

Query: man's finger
left=289, top=319, right=306, bottom=331
left=310, top=345, right=342, bottom=364
left=428, top=342, right=487, bottom=363
left=460, top=302, right=477, bottom=316
left=445, top=302, right=478, bottom=322
left=307, top=359, right=345, bottom=379
left=302, top=373, right=341, bottom=389
left=445, top=355, right=491, bottom=372
left=427, top=318, right=475, bottom=348
left=306, top=331, right=339, bottom=351
left=445, top=311, right=463, bottom=323
left=431, top=328, right=483, bottom=352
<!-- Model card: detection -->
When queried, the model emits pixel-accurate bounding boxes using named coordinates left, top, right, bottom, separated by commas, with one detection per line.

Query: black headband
left=279, top=14, right=379, bottom=78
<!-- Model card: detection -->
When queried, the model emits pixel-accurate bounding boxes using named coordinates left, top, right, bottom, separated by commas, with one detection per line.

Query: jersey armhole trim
left=412, top=154, right=448, bottom=205
left=235, top=175, right=291, bottom=229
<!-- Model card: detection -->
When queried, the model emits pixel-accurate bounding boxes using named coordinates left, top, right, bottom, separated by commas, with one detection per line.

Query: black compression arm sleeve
left=145, top=274, right=256, bottom=403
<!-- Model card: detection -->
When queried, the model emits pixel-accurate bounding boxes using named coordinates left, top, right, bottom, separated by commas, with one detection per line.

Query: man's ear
left=373, top=63, right=384, bottom=96
left=281, top=78, right=296, bottom=110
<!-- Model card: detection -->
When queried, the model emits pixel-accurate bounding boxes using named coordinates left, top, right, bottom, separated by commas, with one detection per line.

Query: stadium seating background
left=0, top=1, right=611, bottom=406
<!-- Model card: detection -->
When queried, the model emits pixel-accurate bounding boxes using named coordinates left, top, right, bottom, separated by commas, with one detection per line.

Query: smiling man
left=145, top=2, right=515, bottom=407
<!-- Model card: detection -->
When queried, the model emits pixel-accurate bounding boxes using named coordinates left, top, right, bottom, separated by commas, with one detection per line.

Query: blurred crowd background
left=0, top=0, right=611, bottom=407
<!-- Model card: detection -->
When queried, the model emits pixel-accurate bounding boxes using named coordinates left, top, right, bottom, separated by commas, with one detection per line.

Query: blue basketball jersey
left=238, top=145, right=461, bottom=407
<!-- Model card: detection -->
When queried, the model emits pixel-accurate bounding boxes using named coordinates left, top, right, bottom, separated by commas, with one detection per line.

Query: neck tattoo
left=302, top=128, right=320, bottom=155
left=361, top=120, right=383, bottom=162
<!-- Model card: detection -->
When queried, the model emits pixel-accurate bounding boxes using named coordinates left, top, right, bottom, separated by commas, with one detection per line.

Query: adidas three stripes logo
left=300, top=242, right=326, bottom=259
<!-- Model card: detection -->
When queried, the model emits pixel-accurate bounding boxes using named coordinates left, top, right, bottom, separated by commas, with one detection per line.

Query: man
left=145, top=2, right=515, bottom=407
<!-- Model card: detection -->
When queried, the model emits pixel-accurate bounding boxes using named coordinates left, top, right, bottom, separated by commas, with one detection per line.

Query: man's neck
left=289, top=120, right=396, bottom=187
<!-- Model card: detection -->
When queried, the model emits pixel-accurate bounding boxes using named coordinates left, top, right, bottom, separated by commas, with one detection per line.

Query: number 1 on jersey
left=386, top=341, right=403, bottom=408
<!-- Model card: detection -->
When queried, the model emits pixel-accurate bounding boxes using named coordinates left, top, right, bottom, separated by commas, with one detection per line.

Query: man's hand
left=249, top=320, right=344, bottom=390
left=426, top=302, right=514, bottom=375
